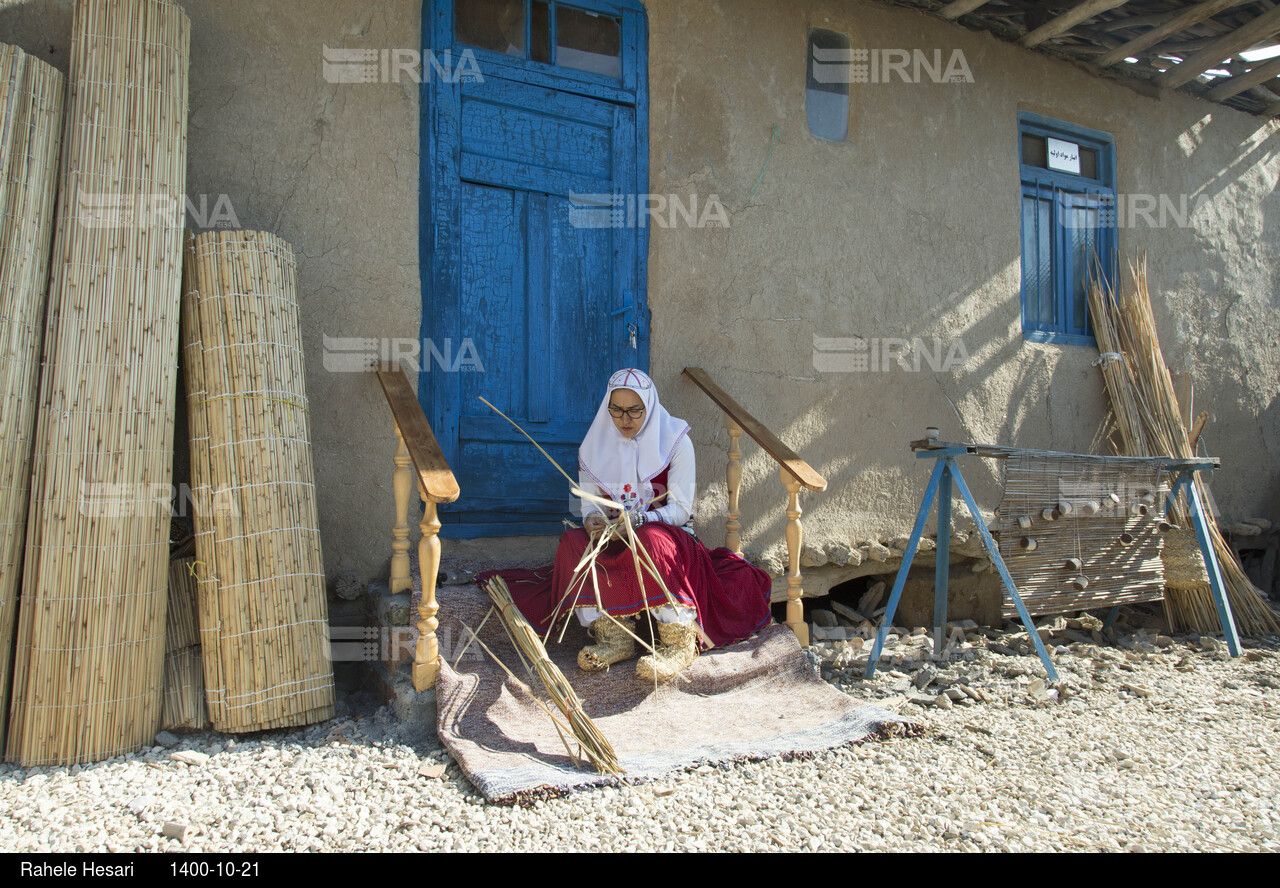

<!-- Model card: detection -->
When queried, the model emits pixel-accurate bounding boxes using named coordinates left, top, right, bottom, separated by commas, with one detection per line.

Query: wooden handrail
left=682, top=367, right=827, bottom=492
left=376, top=363, right=460, bottom=504
left=376, top=362, right=456, bottom=692
left=683, top=366, right=826, bottom=647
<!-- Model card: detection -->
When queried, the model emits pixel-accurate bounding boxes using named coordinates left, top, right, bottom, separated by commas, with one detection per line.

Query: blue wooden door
left=422, top=0, right=649, bottom=537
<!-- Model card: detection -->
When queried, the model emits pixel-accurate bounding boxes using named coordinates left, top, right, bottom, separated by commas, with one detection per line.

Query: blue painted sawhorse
left=864, top=450, right=1244, bottom=682
left=863, top=447, right=1059, bottom=681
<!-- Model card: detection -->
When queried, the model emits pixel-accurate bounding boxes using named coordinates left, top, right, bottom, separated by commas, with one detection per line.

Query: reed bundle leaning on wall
left=7, top=0, right=190, bottom=766
left=1087, top=259, right=1280, bottom=636
left=0, top=44, right=65, bottom=761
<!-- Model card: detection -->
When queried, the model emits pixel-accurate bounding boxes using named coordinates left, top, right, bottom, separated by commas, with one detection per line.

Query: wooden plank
left=1020, top=0, right=1133, bottom=49
left=1156, top=3, right=1280, bottom=88
left=1095, top=0, right=1248, bottom=68
left=376, top=364, right=461, bottom=504
left=938, top=0, right=991, bottom=21
left=682, top=367, right=827, bottom=491
left=1188, top=411, right=1210, bottom=450
left=1206, top=53, right=1280, bottom=100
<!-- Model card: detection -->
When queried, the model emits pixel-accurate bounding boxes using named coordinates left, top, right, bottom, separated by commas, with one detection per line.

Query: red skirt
left=477, top=524, right=773, bottom=649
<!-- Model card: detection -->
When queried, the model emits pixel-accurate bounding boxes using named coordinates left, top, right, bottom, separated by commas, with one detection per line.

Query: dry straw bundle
left=484, top=575, right=622, bottom=776
left=182, top=230, right=334, bottom=733
left=0, top=45, right=65, bottom=760
left=7, top=0, right=190, bottom=766
left=1088, top=259, right=1280, bottom=636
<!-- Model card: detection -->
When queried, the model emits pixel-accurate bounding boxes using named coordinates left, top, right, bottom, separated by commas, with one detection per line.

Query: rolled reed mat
left=182, top=230, right=334, bottom=733
left=7, top=0, right=190, bottom=766
left=0, top=45, right=65, bottom=761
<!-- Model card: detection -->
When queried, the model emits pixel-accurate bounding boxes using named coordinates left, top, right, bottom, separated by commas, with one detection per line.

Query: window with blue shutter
left=1018, top=113, right=1117, bottom=346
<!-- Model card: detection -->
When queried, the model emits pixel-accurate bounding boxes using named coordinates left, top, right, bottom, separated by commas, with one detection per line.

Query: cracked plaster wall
left=1, top=0, right=1278, bottom=585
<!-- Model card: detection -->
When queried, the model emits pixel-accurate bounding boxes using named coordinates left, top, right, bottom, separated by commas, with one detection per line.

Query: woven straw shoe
left=578, top=616, right=637, bottom=672
left=635, top=621, right=699, bottom=683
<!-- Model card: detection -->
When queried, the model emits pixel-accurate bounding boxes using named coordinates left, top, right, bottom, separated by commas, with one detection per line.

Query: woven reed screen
left=7, top=0, right=190, bottom=766
left=997, top=453, right=1169, bottom=618
left=0, top=45, right=65, bottom=760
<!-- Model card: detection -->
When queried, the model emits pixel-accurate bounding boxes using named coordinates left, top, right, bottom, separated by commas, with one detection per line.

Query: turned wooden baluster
left=389, top=426, right=413, bottom=595
left=781, top=468, right=809, bottom=647
left=724, top=415, right=743, bottom=555
left=414, top=485, right=443, bottom=691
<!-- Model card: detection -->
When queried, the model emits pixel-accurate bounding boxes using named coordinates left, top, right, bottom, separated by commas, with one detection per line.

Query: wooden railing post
left=390, top=426, right=413, bottom=595
left=683, top=368, right=826, bottom=650
left=724, top=415, right=743, bottom=555
left=415, top=489, right=443, bottom=691
left=377, top=364, right=459, bottom=693
left=782, top=467, right=809, bottom=647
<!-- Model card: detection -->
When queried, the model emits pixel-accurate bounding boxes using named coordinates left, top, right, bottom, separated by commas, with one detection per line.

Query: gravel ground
left=2, top=611, right=1278, bottom=853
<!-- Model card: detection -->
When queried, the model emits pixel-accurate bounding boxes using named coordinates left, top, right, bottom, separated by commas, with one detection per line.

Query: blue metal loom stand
left=862, top=445, right=1241, bottom=683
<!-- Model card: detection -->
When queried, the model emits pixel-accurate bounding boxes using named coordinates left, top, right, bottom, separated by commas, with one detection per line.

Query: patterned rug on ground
left=433, top=581, right=912, bottom=805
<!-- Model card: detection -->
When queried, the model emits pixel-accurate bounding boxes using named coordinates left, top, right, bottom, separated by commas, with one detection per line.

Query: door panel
left=423, top=0, right=647, bottom=537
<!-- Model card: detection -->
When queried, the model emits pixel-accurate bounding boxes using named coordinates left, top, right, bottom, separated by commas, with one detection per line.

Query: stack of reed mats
left=7, top=0, right=190, bottom=766
left=0, top=44, right=64, bottom=762
left=434, top=582, right=908, bottom=805
left=182, top=230, right=334, bottom=733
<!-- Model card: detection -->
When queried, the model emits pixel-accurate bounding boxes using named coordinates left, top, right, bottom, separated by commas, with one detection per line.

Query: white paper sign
left=1047, top=137, right=1081, bottom=174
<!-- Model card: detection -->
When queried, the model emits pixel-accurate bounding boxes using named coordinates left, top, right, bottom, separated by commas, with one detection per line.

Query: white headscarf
left=578, top=369, right=690, bottom=513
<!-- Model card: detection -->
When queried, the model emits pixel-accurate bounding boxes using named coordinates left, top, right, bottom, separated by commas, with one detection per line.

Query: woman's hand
left=584, top=514, right=607, bottom=537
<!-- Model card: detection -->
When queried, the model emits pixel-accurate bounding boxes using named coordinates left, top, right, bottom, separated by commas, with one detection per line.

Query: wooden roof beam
left=1020, top=0, right=1134, bottom=49
left=1156, top=3, right=1280, bottom=88
left=1207, top=54, right=1280, bottom=100
left=938, top=0, right=991, bottom=21
left=1095, top=0, right=1248, bottom=67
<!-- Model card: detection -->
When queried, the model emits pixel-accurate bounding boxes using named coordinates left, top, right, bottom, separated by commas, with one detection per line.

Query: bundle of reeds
left=182, top=230, right=334, bottom=733
left=484, top=575, right=622, bottom=776
left=0, top=45, right=65, bottom=761
left=6, top=0, right=190, bottom=766
left=165, top=557, right=200, bottom=652
left=1088, top=259, right=1280, bottom=636
left=160, top=557, right=206, bottom=731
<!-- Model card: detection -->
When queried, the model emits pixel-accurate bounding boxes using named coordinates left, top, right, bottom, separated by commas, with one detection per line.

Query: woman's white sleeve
left=651, top=435, right=695, bottom=526
left=579, top=471, right=607, bottom=519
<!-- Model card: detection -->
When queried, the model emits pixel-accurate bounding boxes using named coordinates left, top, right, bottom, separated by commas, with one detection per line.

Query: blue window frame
left=1018, top=113, right=1117, bottom=346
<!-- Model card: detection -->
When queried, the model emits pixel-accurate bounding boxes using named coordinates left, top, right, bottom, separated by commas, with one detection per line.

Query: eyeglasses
left=608, top=404, right=646, bottom=419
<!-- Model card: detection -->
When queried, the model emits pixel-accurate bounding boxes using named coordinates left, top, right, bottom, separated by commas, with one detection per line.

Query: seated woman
left=482, top=369, right=773, bottom=683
